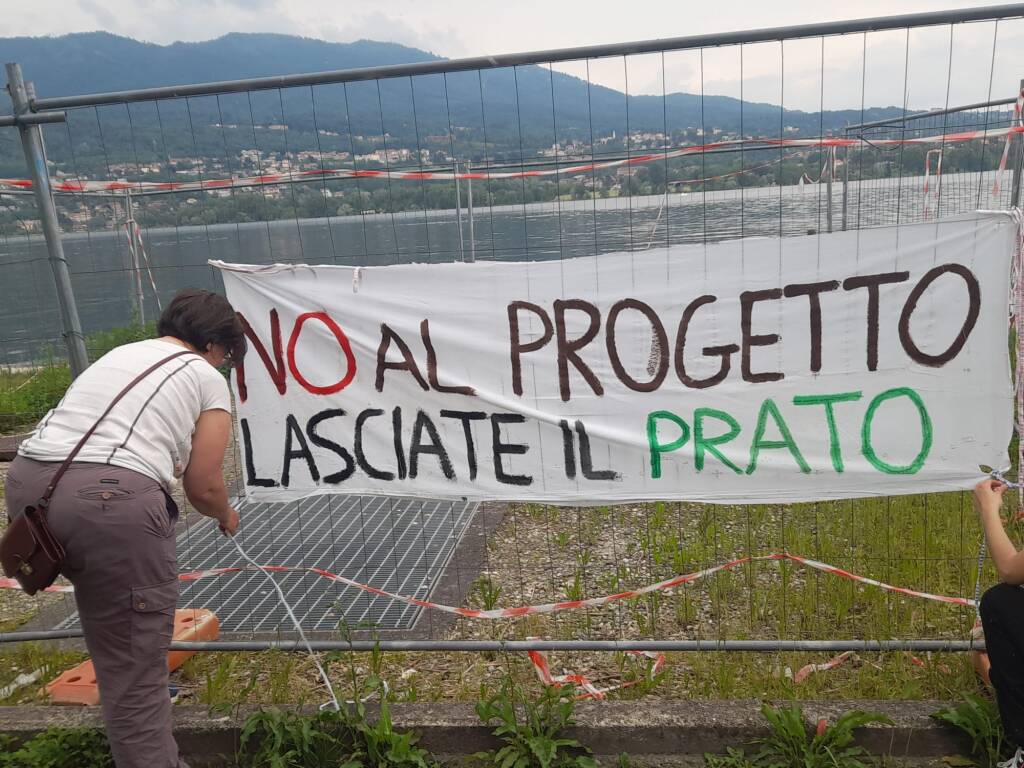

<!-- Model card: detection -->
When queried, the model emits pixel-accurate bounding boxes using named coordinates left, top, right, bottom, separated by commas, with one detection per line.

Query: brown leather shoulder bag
left=1, top=350, right=192, bottom=594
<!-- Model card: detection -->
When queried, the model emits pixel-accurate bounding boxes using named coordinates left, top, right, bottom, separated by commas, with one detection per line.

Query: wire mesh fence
left=1, top=8, right=1023, bottom=654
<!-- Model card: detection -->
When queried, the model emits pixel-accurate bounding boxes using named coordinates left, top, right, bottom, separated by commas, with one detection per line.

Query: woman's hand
left=974, top=477, right=1024, bottom=585
left=218, top=506, right=240, bottom=536
left=974, top=478, right=1009, bottom=520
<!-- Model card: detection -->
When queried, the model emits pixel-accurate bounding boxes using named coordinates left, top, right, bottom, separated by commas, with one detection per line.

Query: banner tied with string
left=213, top=210, right=1020, bottom=505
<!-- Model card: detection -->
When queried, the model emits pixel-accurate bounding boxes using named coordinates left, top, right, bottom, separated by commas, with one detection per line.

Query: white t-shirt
left=19, top=339, right=232, bottom=489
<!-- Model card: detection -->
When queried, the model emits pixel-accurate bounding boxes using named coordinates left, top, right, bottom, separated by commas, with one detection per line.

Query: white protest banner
left=213, top=210, right=1019, bottom=505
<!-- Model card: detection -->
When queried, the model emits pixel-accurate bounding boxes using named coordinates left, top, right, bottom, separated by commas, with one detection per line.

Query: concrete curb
left=0, top=434, right=27, bottom=462
left=0, top=700, right=969, bottom=765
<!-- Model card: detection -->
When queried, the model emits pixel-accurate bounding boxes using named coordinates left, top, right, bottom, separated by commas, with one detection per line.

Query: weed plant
left=933, top=693, right=1010, bottom=768
left=238, top=707, right=362, bottom=768
left=754, top=704, right=891, bottom=768
left=241, top=629, right=434, bottom=767
left=202, top=655, right=260, bottom=717
left=703, top=702, right=891, bottom=768
left=473, top=677, right=597, bottom=768
left=236, top=680, right=432, bottom=767
left=472, top=576, right=503, bottom=611
left=0, top=728, right=113, bottom=768
left=705, top=747, right=758, bottom=768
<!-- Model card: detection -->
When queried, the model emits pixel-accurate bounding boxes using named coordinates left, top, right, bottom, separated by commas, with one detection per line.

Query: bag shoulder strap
left=38, top=349, right=196, bottom=509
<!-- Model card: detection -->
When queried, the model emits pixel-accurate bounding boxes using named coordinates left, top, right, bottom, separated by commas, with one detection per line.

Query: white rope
left=9, top=368, right=41, bottom=393
left=974, top=538, right=987, bottom=621
left=225, top=532, right=341, bottom=711
left=642, top=201, right=665, bottom=251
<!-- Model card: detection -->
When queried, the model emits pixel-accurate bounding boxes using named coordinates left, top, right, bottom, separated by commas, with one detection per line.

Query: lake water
left=0, top=169, right=1014, bottom=364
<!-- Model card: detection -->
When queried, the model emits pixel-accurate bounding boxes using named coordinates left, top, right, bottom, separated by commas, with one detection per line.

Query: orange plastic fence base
left=46, top=608, right=219, bottom=706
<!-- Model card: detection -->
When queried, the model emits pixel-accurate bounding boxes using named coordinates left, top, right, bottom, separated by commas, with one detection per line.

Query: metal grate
left=57, top=495, right=478, bottom=633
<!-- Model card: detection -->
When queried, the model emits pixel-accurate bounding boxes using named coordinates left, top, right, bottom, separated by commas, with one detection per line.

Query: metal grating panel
left=57, top=495, right=477, bottom=633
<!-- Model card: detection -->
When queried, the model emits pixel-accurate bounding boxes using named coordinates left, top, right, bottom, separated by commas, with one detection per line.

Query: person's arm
left=974, top=478, right=1024, bottom=585
left=183, top=409, right=239, bottom=535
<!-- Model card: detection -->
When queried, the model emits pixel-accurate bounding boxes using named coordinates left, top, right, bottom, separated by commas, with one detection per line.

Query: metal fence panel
left=1, top=7, right=1023, bottom=649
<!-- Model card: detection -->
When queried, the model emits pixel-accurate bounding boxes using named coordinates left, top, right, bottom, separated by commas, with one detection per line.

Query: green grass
left=0, top=364, right=73, bottom=433
left=486, top=494, right=999, bottom=643
left=438, top=492, right=1013, bottom=700
left=0, top=644, right=88, bottom=705
left=0, top=320, right=156, bottom=434
left=0, top=727, right=113, bottom=768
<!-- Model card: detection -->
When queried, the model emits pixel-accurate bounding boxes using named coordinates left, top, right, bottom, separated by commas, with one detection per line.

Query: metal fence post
left=466, top=161, right=475, bottom=263
left=841, top=125, right=850, bottom=231
left=5, top=63, right=89, bottom=377
left=1011, top=78, right=1024, bottom=210
left=454, top=160, right=465, bottom=261
left=826, top=145, right=834, bottom=233
left=124, top=189, right=145, bottom=323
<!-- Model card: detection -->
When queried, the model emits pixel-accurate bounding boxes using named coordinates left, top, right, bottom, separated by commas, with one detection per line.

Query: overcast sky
left=3, top=0, right=1023, bottom=111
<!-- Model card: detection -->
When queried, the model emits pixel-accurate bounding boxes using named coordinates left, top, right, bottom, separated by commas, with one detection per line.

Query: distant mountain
left=0, top=31, right=916, bottom=178
left=4, top=33, right=905, bottom=131
left=1, top=32, right=447, bottom=98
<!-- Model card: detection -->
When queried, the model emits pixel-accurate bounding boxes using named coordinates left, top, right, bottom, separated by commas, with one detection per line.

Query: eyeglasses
left=218, top=349, right=238, bottom=370
left=219, top=340, right=247, bottom=370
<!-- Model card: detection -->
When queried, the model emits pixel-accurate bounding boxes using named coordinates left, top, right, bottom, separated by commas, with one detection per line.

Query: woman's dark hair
left=157, top=289, right=247, bottom=364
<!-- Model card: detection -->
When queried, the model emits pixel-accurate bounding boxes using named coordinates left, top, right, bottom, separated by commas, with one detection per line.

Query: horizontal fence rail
left=0, top=631, right=988, bottom=653
left=847, top=95, right=1018, bottom=130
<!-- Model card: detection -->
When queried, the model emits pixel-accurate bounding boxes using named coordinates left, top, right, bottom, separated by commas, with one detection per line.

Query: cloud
left=307, top=10, right=468, bottom=57
left=77, top=0, right=119, bottom=30
left=155, top=0, right=279, bottom=7
left=613, top=22, right=1024, bottom=111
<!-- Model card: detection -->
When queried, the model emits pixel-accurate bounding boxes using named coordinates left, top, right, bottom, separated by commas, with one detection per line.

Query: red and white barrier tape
left=793, top=651, right=855, bottom=684
left=0, top=549, right=981, bottom=697
left=0, top=551, right=977, bottom=610
left=528, top=648, right=665, bottom=700
left=123, top=222, right=144, bottom=315
left=792, top=649, right=950, bottom=685
left=923, top=148, right=943, bottom=219
left=2, top=125, right=1021, bottom=194
left=924, top=149, right=943, bottom=193
left=993, top=87, right=1024, bottom=196
left=906, top=651, right=951, bottom=675
left=127, top=221, right=162, bottom=312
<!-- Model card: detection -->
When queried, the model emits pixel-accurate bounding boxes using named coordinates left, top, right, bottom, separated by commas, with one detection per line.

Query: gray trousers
left=5, top=456, right=189, bottom=768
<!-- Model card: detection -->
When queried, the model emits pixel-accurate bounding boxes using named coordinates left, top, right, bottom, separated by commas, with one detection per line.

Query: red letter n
left=235, top=309, right=286, bottom=403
